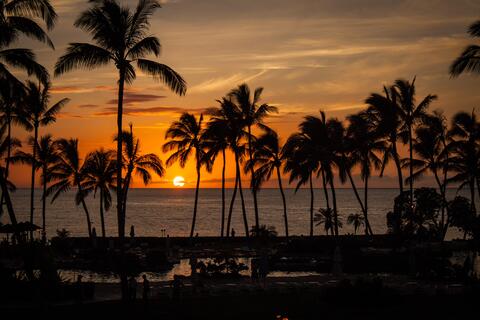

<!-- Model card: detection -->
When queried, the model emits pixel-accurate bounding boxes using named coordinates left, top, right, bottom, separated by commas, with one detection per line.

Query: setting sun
left=173, top=176, right=186, bottom=187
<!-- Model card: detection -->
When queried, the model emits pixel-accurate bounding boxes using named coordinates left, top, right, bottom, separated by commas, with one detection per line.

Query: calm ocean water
left=1, top=188, right=476, bottom=238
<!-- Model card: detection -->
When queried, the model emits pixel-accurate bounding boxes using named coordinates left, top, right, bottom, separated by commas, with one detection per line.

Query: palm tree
left=0, top=0, right=54, bottom=84
left=347, top=213, right=364, bottom=235
left=344, top=112, right=385, bottom=235
left=117, top=124, right=164, bottom=220
left=81, top=149, right=117, bottom=239
left=366, top=85, right=404, bottom=194
left=447, top=110, right=480, bottom=213
left=228, top=83, right=277, bottom=231
left=208, top=98, right=249, bottom=237
left=0, top=123, right=20, bottom=225
left=48, top=138, right=93, bottom=237
left=395, top=78, right=437, bottom=204
left=17, top=80, right=68, bottom=239
left=54, top=0, right=186, bottom=239
left=314, top=208, right=342, bottom=235
left=450, top=20, right=480, bottom=77
left=203, top=111, right=229, bottom=237
left=246, top=128, right=289, bottom=237
left=403, top=111, right=450, bottom=235
left=13, top=134, right=60, bottom=241
left=163, top=113, right=208, bottom=238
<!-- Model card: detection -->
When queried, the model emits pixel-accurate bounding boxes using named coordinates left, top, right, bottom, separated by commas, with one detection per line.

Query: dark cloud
left=76, top=104, right=100, bottom=109
left=94, top=106, right=207, bottom=116
left=106, top=93, right=167, bottom=105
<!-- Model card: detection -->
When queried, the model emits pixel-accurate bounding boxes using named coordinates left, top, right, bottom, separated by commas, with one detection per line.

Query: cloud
left=76, top=104, right=100, bottom=109
left=51, top=85, right=114, bottom=94
left=189, top=70, right=268, bottom=93
left=106, top=93, right=167, bottom=105
left=94, top=106, right=206, bottom=117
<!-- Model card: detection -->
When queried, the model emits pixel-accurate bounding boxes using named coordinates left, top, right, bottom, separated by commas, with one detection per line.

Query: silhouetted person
left=142, top=274, right=150, bottom=302
left=231, top=228, right=236, bottom=237
left=128, top=276, right=137, bottom=301
left=130, top=225, right=135, bottom=238
left=251, top=258, right=259, bottom=284
left=91, top=227, right=97, bottom=248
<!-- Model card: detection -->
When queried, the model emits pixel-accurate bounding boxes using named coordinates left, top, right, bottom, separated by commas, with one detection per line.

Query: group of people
left=128, top=274, right=151, bottom=302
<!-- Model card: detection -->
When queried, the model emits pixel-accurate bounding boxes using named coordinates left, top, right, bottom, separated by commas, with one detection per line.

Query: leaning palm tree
left=246, top=128, right=289, bottom=237
left=0, top=123, right=20, bottom=225
left=13, top=134, right=60, bottom=241
left=203, top=112, right=229, bottom=237
left=54, top=0, right=186, bottom=239
left=450, top=20, right=480, bottom=77
left=116, top=124, right=164, bottom=219
left=345, top=112, right=385, bottom=235
left=347, top=213, right=364, bottom=235
left=366, top=85, right=404, bottom=194
left=16, top=80, right=68, bottom=239
left=395, top=78, right=437, bottom=203
left=228, top=83, right=277, bottom=231
left=48, top=138, right=93, bottom=237
left=81, top=149, right=117, bottom=239
left=163, top=113, right=207, bottom=238
left=0, top=0, right=54, bottom=84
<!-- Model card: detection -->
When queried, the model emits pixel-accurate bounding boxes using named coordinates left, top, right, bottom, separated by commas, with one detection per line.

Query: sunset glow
left=173, top=176, right=185, bottom=187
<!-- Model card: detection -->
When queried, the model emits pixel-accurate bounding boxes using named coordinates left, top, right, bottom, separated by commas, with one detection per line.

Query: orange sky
left=8, top=0, right=480, bottom=188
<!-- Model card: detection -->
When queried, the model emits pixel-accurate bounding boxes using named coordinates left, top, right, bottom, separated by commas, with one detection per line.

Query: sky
left=8, top=0, right=480, bottom=188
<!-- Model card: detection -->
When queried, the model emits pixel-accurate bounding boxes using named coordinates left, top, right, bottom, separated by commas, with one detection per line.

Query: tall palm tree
left=117, top=124, right=164, bottom=220
left=0, top=0, right=54, bottom=84
left=17, top=80, right=68, bottom=239
left=366, top=85, right=404, bottom=194
left=81, top=149, right=117, bottom=239
left=13, top=134, right=59, bottom=241
left=163, top=113, right=207, bottom=238
left=228, top=83, right=277, bottom=231
left=345, top=112, right=385, bottom=235
left=246, top=128, right=289, bottom=237
left=48, top=138, right=93, bottom=237
left=450, top=20, right=480, bottom=77
left=0, top=123, right=20, bottom=225
left=208, top=98, right=249, bottom=237
left=54, top=0, right=186, bottom=239
left=203, top=111, right=229, bottom=237
left=447, top=110, right=480, bottom=213
left=404, top=111, right=450, bottom=235
left=395, top=78, right=437, bottom=203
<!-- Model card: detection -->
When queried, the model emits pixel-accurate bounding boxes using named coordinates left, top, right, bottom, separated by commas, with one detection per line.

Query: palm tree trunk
left=433, top=168, right=446, bottom=237
left=122, top=169, right=132, bottom=221
left=29, top=125, right=38, bottom=240
left=116, top=68, right=125, bottom=239
left=364, top=174, right=373, bottom=235
left=470, top=178, right=476, bottom=214
left=276, top=165, right=288, bottom=238
left=392, top=141, right=404, bottom=194
left=221, top=149, right=226, bottom=237
left=409, top=125, right=414, bottom=205
left=236, top=153, right=249, bottom=237
left=41, top=165, right=47, bottom=243
left=309, top=173, right=314, bottom=237
left=100, top=189, right=106, bottom=238
left=329, top=176, right=339, bottom=236
left=190, top=162, right=201, bottom=238
left=321, top=168, right=331, bottom=211
left=0, top=172, right=20, bottom=242
left=0, top=116, right=12, bottom=216
left=77, top=182, right=92, bottom=238
left=226, top=163, right=239, bottom=237
left=346, top=170, right=366, bottom=214
left=247, top=125, right=260, bottom=231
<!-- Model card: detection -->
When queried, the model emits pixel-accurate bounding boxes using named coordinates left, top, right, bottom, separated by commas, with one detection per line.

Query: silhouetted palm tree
left=54, top=0, right=186, bottom=239
left=203, top=111, right=229, bottom=237
left=347, top=213, right=364, bottom=235
left=117, top=124, right=164, bottom=220
left=82, top=148, right=117, bottom=238
left=404, top=111, right=450, bottom=235
left=0, top=0, right=54, bottom=84
left=163, top=113, right=207, bottom=238
left=447, top=110, right=480, bottom=213
left=246, top=128, right=289, bottom=237
left=48, top=138, right=93, bottom=237
left=450, top=20, right=480, bottom=77
left=208, top=98, right=249, bottom=237
left=345, top=112, right=385, bottom=235
left=228, top=83, right=277, bottom=231
left=0, top=123, right=20, bottom=225
left=17, top=80, right=68, bottom=239
left=13, top=134, right=59, bottom=241
left=366, top=85, right=404, bottom=194
left=315, top=208, right=342, bottom=235
left=395, top=78, right=437, bottom=203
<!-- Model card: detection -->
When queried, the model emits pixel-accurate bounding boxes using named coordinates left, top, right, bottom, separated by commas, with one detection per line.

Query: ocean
left=1, top=188, right=476, bottom=238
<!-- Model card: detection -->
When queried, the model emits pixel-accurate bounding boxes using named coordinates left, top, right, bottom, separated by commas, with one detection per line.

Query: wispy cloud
left=51, top=85, right=114, bottom=94
left=106, top=93, right=167, bottom=105
left=189, top=70, right=268, bottom=93
left=94, top=106, right=206, bottom=117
